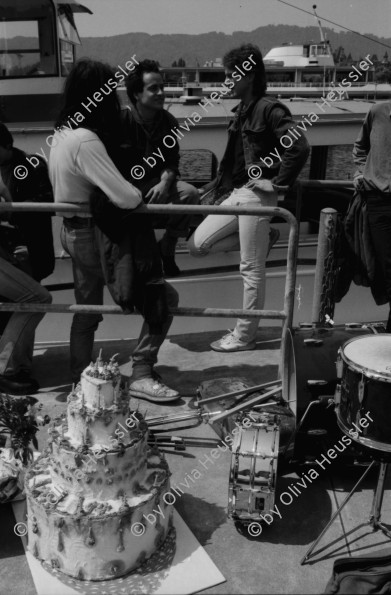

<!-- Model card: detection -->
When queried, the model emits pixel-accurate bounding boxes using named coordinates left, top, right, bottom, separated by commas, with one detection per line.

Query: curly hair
left=125, top=59, right=162, bottom=104
left=223, top=44, right=267, bottom=97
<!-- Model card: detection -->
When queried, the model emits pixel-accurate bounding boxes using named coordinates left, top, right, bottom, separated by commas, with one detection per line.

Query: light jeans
left=60, top=222, right=179, bottom=383
left=188, top=186, right=278, bottom=343
left=0, top=256, right=52, bottom=376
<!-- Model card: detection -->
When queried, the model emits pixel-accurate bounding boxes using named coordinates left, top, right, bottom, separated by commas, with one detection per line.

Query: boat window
left=267, top=71, right=295, bottom=84
left=0, top=0, right=57, bottom=78
left=327, top=145, right=355, bottom=180
left=200, top=71, right=226, bottom=83
left=60, top=40, right=76, bottom=76
left=302, top=72, right=323, bottom=84
left=309, top=45, right=330, bottom=58
left=298, top=148, right=311, bottom=180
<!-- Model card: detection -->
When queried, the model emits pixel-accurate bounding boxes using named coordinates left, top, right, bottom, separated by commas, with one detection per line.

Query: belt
left=63, top=216, right=95, bottom=229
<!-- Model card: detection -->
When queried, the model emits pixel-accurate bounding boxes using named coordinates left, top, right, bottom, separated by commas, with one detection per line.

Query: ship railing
left=0, top=201, right=299, bottom=377
left=267, top=81, right=369, bottom=88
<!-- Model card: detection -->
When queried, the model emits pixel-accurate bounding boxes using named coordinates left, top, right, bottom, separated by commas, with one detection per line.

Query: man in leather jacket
left=189, top=44, right=310, bottom=352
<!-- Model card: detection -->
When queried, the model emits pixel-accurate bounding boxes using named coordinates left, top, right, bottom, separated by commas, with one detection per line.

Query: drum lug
left=358, top=378, right=365, bottom=403
left=336, top=352, right=343, bottom=379
left=334, top=384, right=341, bottom=405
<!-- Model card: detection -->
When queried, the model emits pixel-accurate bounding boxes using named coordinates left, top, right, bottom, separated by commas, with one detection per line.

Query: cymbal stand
left=301, top=459, right=391, bottom=565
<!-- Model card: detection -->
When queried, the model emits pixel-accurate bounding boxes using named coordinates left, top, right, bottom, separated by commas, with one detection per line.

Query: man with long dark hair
left=49, top=58, right=180, bottom=402
left=122, top=59, right=199, bottom=276
left=189, top=44, right=309, bottom=352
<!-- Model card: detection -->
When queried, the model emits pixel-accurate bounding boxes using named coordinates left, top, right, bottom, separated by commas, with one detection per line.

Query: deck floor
left=1, top=327, right=391, bottom=594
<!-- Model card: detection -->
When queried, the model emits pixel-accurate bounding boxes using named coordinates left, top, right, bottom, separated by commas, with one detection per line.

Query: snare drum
left=337, top=334, right=391, bottom=452
left=228, top=411, right=280, bottom=523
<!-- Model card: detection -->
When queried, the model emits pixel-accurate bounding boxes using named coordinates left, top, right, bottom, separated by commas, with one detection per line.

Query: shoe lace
left=221, top=330, right=237, bottom=344
left=150, top=371, right=173, bottom=393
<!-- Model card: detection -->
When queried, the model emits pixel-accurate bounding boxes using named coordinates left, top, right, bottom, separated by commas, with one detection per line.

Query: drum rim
left=337, top=413, right=391, bottom=453
left=339, top=335, right=391, bottom=383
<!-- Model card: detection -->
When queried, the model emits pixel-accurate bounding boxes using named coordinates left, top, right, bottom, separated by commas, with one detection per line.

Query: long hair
left=223, top=44, right=267, bottom=97
left=55, top=58, right=122, bottom=149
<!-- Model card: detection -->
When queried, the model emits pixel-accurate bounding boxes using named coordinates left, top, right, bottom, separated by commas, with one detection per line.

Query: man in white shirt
left=49, top=59, right=180, bottom=403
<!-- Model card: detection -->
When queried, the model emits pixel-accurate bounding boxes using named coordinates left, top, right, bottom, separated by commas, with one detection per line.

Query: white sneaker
left=128, top=377, right=179, bottom=403
left=210, top=331, right=256, bottom=353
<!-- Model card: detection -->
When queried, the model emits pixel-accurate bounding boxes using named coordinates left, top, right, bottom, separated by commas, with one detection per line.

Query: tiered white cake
left=25, top=356, right=172, bottom=581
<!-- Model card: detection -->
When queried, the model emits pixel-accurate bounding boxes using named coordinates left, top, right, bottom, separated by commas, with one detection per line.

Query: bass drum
left=288, top=323, right=385, bottom=436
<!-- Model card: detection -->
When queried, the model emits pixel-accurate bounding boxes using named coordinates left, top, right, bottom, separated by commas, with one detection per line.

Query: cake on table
left=25, top=354, right=173, bottom=581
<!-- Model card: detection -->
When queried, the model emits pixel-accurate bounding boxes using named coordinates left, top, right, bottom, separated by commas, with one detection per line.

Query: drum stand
left=301, top=458, right=391, bottom=565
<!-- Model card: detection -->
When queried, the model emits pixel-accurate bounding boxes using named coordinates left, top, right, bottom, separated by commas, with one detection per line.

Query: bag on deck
left=324, top=548, right=391, bottom=594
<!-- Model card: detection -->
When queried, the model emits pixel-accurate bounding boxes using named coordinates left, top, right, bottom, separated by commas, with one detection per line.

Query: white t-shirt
left=49, top=127, right=142, bottom=215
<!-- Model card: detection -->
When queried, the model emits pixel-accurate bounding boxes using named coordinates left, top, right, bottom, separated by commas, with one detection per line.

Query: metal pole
left=280, top=183, right=300, bottom=405
left=0, top=302, right=286, bottom=318
left=311, top=208, right=338, bottom=324
left=301, top=460, right=376, bottom=565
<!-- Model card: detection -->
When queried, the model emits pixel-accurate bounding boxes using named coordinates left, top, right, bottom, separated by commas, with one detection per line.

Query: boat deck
left=2, top=325, right=391, bottom=595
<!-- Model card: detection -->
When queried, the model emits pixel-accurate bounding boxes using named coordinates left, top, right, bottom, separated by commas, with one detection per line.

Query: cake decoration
left=25, top=354, right=173, bottom=581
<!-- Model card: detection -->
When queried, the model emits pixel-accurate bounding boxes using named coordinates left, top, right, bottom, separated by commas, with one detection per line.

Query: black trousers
left=366, top=194, right=391, bottom=330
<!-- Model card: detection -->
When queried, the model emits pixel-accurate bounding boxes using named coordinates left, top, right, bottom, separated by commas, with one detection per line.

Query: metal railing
left=0, top=201, right=299, bottom=371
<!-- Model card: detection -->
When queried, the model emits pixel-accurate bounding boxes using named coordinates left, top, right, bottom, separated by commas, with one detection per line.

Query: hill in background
left=75, top=24, right=390, bottom=67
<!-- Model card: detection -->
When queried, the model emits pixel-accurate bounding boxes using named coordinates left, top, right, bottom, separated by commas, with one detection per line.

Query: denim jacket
left=216, top=95, right=310, bottom=190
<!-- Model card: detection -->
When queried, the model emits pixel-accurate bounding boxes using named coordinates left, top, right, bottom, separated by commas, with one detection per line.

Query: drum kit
left=147, top=320, right=391, bottom=551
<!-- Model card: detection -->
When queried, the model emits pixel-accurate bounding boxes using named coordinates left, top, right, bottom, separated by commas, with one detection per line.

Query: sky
left=74, top=0, right=391, bottom=39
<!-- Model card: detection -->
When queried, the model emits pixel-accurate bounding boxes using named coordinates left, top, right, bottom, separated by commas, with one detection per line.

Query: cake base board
left=13, top=501, right=226, bottom=594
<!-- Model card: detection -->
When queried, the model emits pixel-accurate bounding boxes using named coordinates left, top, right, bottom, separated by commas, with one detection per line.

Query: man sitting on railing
left=189, top=44, right=309, bottom=353
left=120, top=59, right=199, bottom=276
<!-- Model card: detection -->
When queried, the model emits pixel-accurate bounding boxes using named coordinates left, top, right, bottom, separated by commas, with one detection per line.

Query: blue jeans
left=0, top=256, right=52, bottom=376
left=188, top=186, right=277, bottom=343
left=60, top=222, right=179, bottom=383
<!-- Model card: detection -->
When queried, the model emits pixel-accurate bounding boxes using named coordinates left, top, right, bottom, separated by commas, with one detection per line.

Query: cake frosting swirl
left=25, top=355, right=173, bottom=580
